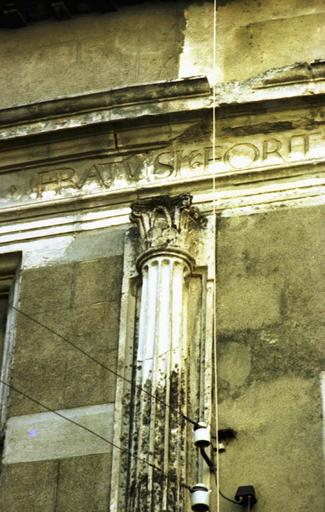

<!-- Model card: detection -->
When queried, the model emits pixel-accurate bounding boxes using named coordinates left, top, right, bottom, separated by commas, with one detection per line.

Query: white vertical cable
left=212, top=2, right=220, bottom=512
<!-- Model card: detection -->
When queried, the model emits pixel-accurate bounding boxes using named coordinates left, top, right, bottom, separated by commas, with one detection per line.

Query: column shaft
left=130, top=252, right=191, bottom=512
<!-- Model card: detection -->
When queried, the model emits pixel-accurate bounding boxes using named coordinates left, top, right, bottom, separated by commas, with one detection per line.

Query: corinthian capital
left=130, top=193, right=206, bottom=252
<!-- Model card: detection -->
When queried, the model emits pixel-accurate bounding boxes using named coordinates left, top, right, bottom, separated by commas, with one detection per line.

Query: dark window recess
left=0, top=253, right=21, bottom=368
left=0, top=252, right=21, bottom=471
left=0, top=293, right=7, bottom=465
left=0, top=295, right=8, bottom=372
left=0, top=253, right=21, bottom=464
left=0, top=1, right=170, bottom=28
left=0, top=256, right=20, bottom=370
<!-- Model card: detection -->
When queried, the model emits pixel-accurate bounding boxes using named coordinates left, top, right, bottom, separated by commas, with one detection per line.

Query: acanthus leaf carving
left=130, top=193, right=207, bottom=253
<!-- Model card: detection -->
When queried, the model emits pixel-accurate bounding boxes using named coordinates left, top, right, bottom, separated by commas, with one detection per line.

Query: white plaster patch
left=3, top=403, right=114, bottom=464
left=22, top=235, right=74, bottom=268
left=179, top=3, right=217, bottom=83
left=0, top=221, right=125, bottom=268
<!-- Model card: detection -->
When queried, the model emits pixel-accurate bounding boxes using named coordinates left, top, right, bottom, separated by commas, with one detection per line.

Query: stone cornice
left=0, top=77, right=211, bottom=142
left=217, top=60, right=325, bottom=105
left=0, top=63, right=324, bottom=143
left=0, top=66, right=323, bottom=232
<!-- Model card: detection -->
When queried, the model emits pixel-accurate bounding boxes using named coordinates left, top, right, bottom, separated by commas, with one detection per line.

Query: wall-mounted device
left=191, top=422, right=257, bottom=511
left=217, top=427, right=237, bottom=453
left=193, top=421, right=214, bottom=470
left=235, top=485, right=257, bottom=509
left=190, top=483, right=211, bottom=511
left=193, top=422, right=211, bottom=448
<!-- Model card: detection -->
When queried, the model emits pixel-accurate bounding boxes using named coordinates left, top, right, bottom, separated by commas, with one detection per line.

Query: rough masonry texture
left=0, top=1, right=324, bottom=512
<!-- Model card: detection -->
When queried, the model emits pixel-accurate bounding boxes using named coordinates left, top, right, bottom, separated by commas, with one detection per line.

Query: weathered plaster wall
left=0, top=2, right=186, bottom=109
left=216, top=0, right=325, bottom=82
left=0, top=454, right=113, bottom=511
left=0, top=226, right=126, bottom=511
left=9, top=257, right=122, bottom=415
left=180, top=0, right=325, bottom=83
left=1, top=0, right=324, bottom=109
left=215, top=205, right=325, bottom=511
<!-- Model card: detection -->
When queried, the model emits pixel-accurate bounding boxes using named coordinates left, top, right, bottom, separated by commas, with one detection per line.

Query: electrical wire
left=1, top=378, right=195, bottom=494
left=219, top=489, right=240, bottom=506
left=9, top=304, right=199, bottom=427
left=0, top=377, right=166, bottom=477
left=4, top=6, right=222, bottom=501
left=219, top=489, right=241, bottom=507
left=212, top=1, right=221, bottom=512
left=212, top=464, right=241, bottom=507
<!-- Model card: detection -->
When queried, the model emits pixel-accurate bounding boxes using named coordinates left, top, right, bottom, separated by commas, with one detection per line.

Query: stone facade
left=0, top=2, right=324, bottom=512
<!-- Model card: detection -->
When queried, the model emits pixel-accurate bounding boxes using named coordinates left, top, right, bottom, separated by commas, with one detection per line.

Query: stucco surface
left=0, top=454, right=112, bottom=511
left=215, top=205, right=325, bottom=511
left=0, top=2, right=185, bottom=109
left=0, top=228, right=123, bottom=510
left=181, top=0, right=325, bottom=83
left=0, top=0, right=324, bottom=109
left=8, top=252, right=123, bottom=416
left=221, top=11, right=325, bottom=82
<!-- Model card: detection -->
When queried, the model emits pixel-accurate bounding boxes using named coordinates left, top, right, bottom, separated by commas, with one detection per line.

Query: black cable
left=213, top=472, right=241, bottom=506
left=219, top=489, right=240, bottom=506
left=199, top=446, right=215, bottom=471
left=10, top=304, right=198, bottom=427
left=0, top=378, right=165, bottom=476
left=1, top=378, right=194, bottom=494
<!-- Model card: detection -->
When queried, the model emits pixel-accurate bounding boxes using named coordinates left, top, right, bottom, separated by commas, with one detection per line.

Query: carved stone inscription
left=0, top=129, right=323, bottom=208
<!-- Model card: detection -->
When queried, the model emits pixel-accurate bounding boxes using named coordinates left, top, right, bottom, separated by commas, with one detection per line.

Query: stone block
left=216, top=205, right=325, bottom=512
left=55, top=454, right=112, bottom=512
left=72, top=301, right=120, bottom=352
left=218, top=342, right=252, bottom=389
left=217, top=206, right=325, bottom=329
left=9, top=352, right=66, bottom=416
left=72, top=256, right=123, bottom=307
left=9, top=308, right=73, bottom=416
left=0, top=460, right=57, bottom=512
left=0, top=455, right=112, bottom=512
left=63, top=348, right=118, bottom=409
left=179, top=3, right=214, bottom=81
left=20, top=263, right=74, bottom=313
left=10, top=301, right=120, bottom=414
left=63, top=227, right=125, bottom=264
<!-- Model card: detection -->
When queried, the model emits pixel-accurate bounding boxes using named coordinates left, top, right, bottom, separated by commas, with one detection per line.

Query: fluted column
left=129, top=194, right=206, bottom=512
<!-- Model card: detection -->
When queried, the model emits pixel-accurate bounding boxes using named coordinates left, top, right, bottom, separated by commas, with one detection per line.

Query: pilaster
left=129, top=194, right=206, bottom=511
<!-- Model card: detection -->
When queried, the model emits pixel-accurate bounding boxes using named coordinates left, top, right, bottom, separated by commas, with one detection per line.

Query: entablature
left=0, top=64, right=324, bottom=233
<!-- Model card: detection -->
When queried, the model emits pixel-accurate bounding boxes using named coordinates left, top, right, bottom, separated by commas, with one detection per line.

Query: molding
left=0, top=167, right=323, bottom=246
left=0, top=65, right=324, bottom=142
left=0, top=151, right=323, bottom=227
left=0, top=77, right=211, bottom=142
left=0, top=69, right=323, bottom=234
